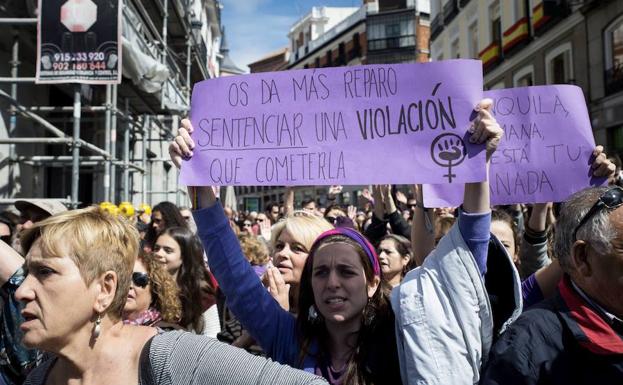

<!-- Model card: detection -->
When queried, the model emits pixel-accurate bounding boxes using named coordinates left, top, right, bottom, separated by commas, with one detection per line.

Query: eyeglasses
left=243, top=222, right=252, bottom=227
left=325, top=216, right=337, bottom=224
left=573, top=186, right=623, bottom=241
left=132, top=272, right=150, bottom=288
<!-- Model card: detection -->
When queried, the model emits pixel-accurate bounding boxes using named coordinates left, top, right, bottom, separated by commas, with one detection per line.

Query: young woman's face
left=123, top=259, right=152, bottom=320
left=273, top=229, right=309, bottom=285
left=491, top=220, right=517, bottom=262
left=153, top=234, right=182, bottom=275
left=311, top=242, right=379, bottom=329
left=378, top=239, right=408, bottom=279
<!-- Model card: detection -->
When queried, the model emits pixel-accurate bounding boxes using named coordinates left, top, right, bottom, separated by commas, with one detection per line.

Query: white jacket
left=391, top=224, right=522, bottom=385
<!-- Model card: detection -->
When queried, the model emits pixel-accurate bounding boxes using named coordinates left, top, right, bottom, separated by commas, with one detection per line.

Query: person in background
left=137, top=203, right=152, bottom=225
left=13, top=200, right=67, bottom=254
left=143, top=201, right=187, bottom=252
left=153, top=226, right=219, bottom=336
left=179, top=206, right=197, bottom=233
left=377, top=234, right=414, bottom=288
left=265, top=202, right=281, bottom=224
left=122, top=252, right=182, bottom=328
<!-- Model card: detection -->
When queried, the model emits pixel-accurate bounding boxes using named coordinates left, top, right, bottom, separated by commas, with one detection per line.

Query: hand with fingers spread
left=468, top=98, right=503, bottom=161
left=395, top=190, right=408, bottom=206
left=347, top=205, right=357, bottom=221
left=372, top=185, right=386, bottom=220
left=590, top=145, right=616, bottom=179
left=265, top=266, right=290, bottom=311
left=258, top=217, right=272, bottom=241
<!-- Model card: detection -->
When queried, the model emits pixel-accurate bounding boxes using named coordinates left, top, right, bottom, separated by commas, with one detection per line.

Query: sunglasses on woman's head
left=132, top=272, right=150, bottom=288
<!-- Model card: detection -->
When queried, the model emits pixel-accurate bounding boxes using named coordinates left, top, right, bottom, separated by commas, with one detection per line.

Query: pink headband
left=309, top=227, right=381, bottom=277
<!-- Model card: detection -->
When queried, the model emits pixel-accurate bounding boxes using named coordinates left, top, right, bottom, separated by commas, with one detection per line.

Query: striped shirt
left=24, top=331, right=327, bottom=385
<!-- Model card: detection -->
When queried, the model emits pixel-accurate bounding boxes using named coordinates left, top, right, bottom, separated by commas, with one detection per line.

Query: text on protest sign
left=423, top=85, right=601, bottom=207
left=179, top=60, right=486, bottom=186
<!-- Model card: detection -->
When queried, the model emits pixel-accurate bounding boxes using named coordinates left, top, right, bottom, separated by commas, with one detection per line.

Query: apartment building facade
left=430, top=0, right=623, bottom=154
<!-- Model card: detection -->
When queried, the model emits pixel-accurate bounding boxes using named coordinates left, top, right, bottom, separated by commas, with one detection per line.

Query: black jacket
left=480, top=279, right=623, bottom=385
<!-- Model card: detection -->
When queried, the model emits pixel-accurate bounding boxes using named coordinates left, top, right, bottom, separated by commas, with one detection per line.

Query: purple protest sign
left=424, top=85, right=601, bottom=207
left=179, top=60, right=486, bottom=186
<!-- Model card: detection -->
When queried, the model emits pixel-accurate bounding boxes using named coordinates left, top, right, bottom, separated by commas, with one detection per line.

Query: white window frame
left=513, top=64, right=534, bottom=87
left=545, top=42, right=573, bottom=84
left=605, top=14, right=623, bottom=69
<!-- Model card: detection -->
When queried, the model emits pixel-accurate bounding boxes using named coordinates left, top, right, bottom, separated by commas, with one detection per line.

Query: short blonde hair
left=271, top=213, right=333, bottom=252
left=21, top=206, right=139, bottom=319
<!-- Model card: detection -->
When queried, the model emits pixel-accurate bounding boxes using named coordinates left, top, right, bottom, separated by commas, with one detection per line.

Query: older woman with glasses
left=122, top=252, right=182, bottom=328
left=7, top=207, right=326, bottom=385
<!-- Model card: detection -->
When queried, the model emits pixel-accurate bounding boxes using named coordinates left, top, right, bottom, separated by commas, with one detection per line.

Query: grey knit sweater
left=24, top=331, right=327, bottom=385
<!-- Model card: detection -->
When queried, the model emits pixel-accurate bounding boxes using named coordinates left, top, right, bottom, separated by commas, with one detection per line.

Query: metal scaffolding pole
left=103, top=84, right=112, bottom=202
left=141, top=116, right=149, bottom=205
left=171, top=114, right=178, bottom=204
left=148, top=119, right=154, bottom=204
left=8, top=33, right=19, bottom=198
left=123, top=99, right=130, bottom=202
left=110, top=84, right=118, bottom=202
left=71, top=85, right=81, bottom=208
left=0, top=138, right=72, bottom=144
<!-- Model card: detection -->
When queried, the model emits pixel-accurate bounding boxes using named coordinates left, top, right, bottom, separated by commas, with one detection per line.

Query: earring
left=93, top=314, right=102, bottom=339
left=308, top=305, right=318, bottom=322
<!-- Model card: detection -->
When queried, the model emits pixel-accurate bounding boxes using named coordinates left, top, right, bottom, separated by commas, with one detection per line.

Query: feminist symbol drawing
left=431, top=133, right=466, bottom=183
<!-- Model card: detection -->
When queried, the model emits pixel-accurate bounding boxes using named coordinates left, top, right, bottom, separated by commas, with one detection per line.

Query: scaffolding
left=0, top=0, right=222, bottom=209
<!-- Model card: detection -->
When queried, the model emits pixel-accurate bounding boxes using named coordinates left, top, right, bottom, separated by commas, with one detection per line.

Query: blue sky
left=221, top=0, right=361, bottom=72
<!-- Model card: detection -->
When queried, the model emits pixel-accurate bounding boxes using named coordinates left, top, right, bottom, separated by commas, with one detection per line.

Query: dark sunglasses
left=325, top=216, right=337, bottom=224
left=132, top=272, right=150, bottom=288
left=573, top=186, right=623, bottom=241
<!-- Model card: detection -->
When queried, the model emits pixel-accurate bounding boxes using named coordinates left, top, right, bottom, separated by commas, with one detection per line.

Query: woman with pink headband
left=168, top=98, right=504, bottom=385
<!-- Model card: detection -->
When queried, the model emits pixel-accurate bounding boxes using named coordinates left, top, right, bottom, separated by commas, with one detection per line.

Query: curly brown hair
left=140, top=252, right=182, bottom=324
left=239, top=234, right=270, bottom=266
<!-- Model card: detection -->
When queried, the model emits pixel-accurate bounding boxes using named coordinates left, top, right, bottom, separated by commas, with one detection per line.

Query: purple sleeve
left=193, top=204, right=300, bottom=365
left=521, top=274, right=544, bottom=308
left=458, top=209, right=491, bottom=276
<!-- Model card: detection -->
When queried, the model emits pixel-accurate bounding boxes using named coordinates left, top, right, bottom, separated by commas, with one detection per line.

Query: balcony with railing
left=502, top=17, right=530, bottom=56
left=479, top=41, right=501, bottom=72
left=443, top=0, right=459, bottom=25
left=368, top=35, right=415, bottom=51
left=430, top=14, right=443, bottom=40
left=532, top=0, right=570, bottom=36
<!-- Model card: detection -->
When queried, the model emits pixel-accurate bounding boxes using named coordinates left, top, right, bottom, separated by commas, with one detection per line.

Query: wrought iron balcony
left=430, top=14, right=443, bottom=40
left=443, top=0, right=459, bottom=25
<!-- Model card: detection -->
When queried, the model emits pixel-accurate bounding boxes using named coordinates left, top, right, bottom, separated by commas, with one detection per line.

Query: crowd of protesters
left=0, top=99, right=619, bottom=384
